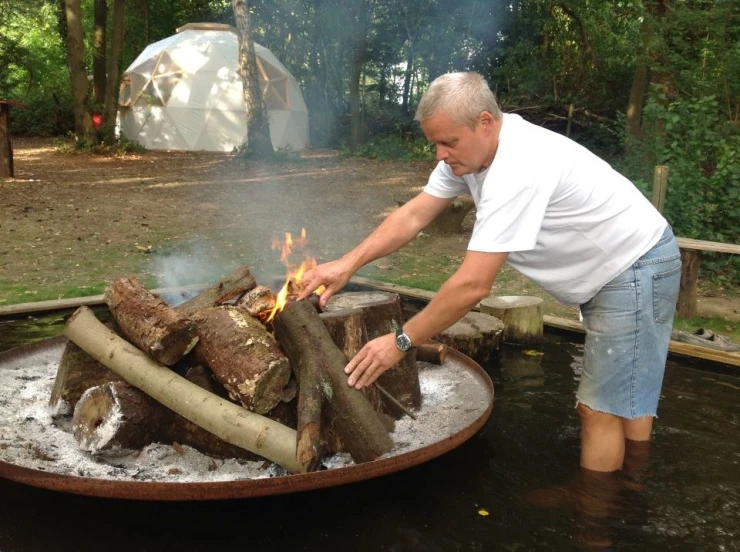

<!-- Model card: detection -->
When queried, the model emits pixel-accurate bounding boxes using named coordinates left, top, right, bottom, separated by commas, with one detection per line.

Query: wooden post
left=677, top=249, right=699, bottom=317
left=0, top=102, right=13, bottom=178
left=652, top=165, right=669, bottom=213
left=479, top=295, right=544, bottom=345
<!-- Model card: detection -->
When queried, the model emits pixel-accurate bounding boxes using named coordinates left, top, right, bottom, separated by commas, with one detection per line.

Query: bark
left=104, top=277, right=199, bottom=366
left=233, top=0, right=274, bottom=157
left=235, top=285, right=276, bottom=318
left=274, top=300, right=393, bottom=464
left=191, top=306, right=292, bottom=414
left=102, top=0, right=126, bottom=143
left=92, top=0, right=107, bottom=108
left=349, top=0, right=367, bottom=152
left=49, top=338, right=124, bottom=415
left=175, top=265, right=257, bottom=316
left=64, top=306, right=302, bottom=473
left=325, top=291, right=421, bottom=412
left=0, top=103, right=14, bottom=178
left=479, top=296, right=544, bottom=345
left=64, top=0, right=94, bottom=141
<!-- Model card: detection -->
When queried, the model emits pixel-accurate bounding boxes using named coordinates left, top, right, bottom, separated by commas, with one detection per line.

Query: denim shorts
left=576, top=226, right=681, bottom=419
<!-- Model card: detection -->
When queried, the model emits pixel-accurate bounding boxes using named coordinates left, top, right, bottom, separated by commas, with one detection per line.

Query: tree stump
left=191, top=306, right=292, bottom=414
left=325, top=291, right=422, bottom=412
left=426, top=196, right=475, bottom=235
left=433, top=311, right=504, bottom=363
left=479, top=295, right=544, bottom=345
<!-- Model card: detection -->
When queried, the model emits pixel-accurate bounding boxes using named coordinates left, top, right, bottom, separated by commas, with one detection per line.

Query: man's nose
left=435, top=145, right=449, bottom=161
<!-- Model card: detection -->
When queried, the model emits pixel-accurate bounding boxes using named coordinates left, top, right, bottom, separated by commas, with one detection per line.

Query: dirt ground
left=1, top=137, right=739, bottom=331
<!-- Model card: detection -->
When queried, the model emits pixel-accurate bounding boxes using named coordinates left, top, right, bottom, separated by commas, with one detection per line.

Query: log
left=426, top=195, right=475, bottom=235
left=416, top=341, right=448, bottom=365
left=175, top=265, right=257, bottom=316
left=235, top=285, right=276, bottom=318
left=325, top=291, right=422, bottom=412
left=191, top=306, right=292, bottom=414
left=319, top=308, right=383, bottom=412
left=274, top=300, right=394, bottom=464
left=73, top=381, right=173, bottom=455
left=49, top=338, right=124, bottom=415
left=433, top=311, right=504, bottom=363
left=64, top=306, right=302, bottom=473
left=479, top=295, right=544, bottom=345
left=104, top=277, right=199, bottom=366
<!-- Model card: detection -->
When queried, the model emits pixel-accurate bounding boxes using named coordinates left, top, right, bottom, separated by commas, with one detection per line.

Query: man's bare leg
left=578, top=403, right=625, bottom=472
left=622, top=416, right=653, bottom=441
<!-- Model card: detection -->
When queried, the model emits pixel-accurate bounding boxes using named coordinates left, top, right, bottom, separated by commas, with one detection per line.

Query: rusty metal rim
left=0, top=339, right=493, bottom=501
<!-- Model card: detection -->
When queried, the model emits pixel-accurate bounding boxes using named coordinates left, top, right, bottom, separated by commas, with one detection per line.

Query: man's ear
left=479, top=111, right=495, bottom=134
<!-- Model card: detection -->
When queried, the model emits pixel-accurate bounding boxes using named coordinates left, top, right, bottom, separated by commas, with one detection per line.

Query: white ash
left=0, top=349, right=490, bottom=483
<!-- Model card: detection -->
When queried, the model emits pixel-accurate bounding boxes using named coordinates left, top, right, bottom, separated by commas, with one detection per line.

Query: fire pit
left=0, top=336, right=493, bottom=500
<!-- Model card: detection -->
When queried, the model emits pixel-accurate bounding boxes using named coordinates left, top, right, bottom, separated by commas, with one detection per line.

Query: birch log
left=64, top=306, right=302, bottom=473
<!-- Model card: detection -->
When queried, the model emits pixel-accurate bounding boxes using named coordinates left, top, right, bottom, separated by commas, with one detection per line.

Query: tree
left=349, top=0, right=368, bottom=151
left=64, top=0, right=94, bottom=142
left=102, top=0, right=126, bottom=143
left=92, top=0, right=107, bottom=109
left=233, top=0, right=274, bottom=157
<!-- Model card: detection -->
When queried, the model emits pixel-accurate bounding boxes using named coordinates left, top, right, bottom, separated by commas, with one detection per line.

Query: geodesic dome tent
left=118, top=23, right=309, bottom=152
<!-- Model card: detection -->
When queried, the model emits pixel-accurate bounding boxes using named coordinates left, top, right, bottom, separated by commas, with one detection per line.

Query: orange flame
left=265, top=229, right=323, bottom=323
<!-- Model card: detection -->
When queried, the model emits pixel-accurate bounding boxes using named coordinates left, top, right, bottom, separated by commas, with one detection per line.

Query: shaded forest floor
left=1, top=138, right=738, bottom=340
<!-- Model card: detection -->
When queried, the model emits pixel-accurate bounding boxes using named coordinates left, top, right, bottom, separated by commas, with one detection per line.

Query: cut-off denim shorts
left=576, top=225, right=681, bottom=419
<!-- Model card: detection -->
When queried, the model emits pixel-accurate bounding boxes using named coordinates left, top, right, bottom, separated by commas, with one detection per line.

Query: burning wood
left=52, top=232, right=423, bottom=474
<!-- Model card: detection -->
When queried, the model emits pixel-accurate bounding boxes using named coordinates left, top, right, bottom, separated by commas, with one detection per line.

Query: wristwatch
left=394, top=325, right=415, bottom=353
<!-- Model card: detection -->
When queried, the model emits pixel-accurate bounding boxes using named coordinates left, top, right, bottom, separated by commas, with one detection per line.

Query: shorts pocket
left=653, top=263, right=681, bottom=324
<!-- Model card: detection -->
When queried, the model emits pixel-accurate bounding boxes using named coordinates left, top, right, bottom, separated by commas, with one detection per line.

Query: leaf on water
left=523, top=350, right=544, bottom=357
left=477, top=508, right=490, bottom=517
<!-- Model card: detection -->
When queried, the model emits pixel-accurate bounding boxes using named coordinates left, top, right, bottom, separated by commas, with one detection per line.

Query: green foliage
left=55, top=133, right=146, bottom=155
left=345, top=127, right=434, bottom=161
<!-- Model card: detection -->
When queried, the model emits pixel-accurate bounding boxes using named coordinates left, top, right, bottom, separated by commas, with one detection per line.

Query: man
left=298, top=71, right=681, bottom=472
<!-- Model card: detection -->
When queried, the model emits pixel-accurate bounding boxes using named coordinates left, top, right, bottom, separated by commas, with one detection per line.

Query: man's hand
left=344, top=333, right=404, bottom=389
left=297, top=258, right=353, bottom=309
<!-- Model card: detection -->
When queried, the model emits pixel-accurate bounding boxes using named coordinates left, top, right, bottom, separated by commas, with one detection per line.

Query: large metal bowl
left=0, top=337, right=493, bottom=501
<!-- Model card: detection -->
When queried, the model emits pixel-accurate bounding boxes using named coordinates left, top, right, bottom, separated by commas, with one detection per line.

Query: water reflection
left=0, top=315, right=739, bottom=551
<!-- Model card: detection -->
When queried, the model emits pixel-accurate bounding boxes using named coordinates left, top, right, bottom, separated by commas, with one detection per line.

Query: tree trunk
left=64, top=306, right=303, bottom=473
left=92, top=0, right=107, bottom=109
left=401, top=41, right=414, bottom=114
left=325, top=291, right=422, bottom=412
left=274, top=300, right=394, bottom=464
left=433, top=311, right=504, bottom=364
left=233, top=0, right=274, bottom=157
left=64, top=0, right=94, bottom=142
left=174, top=265, right=257, bottom=316
left=349, top=0, right=367, bottom=152
left=102, top=0, right=126, bottom=144
left=191, top=306, right=292, bottom=414
left=479, top=296, right=544, bottom=345
left=104, top=277, right=199, bottom=366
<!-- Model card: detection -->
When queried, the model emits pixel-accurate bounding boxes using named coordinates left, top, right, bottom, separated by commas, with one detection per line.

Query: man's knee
left=577, top=402, right=621, bottom=429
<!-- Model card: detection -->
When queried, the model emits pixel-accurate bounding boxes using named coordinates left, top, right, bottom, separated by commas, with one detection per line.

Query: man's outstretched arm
left=345, top=249, right=509, bottom=389
left=298, top=192, right=453, bottom=307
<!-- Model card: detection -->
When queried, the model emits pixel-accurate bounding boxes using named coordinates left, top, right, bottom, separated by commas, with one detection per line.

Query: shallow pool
left=0, top=313, right=738, bottom=551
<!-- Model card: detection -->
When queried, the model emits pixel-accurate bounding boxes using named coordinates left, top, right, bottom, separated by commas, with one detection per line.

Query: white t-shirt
left=423, top=113, right=667, bottom=305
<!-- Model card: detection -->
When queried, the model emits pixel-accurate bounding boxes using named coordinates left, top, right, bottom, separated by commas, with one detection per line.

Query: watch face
left=396, top=332, right=413, bottom=352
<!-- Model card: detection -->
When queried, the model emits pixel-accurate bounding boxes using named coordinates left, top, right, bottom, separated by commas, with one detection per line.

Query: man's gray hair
left=415, top=72, right=502, bottom=129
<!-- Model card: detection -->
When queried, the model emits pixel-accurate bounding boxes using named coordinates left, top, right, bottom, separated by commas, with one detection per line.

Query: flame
left=265, top=229, right=324, bottom=323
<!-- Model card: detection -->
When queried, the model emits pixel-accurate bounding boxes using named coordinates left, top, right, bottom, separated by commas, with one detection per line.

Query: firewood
left=319, top=308, right=382, bottom=412
left=274, top=300, right=394, bottom=465
left=416, top=341, right=448, bottom=365
left=64, top=306, right=303, bottom=473
left=49, top=338, right=124, bottom=415
left=325, top=291, right=422, bottom=413
left=73, top=381, right=173, bottom=455
left=235, top=285, right=276, bottom=317
left=175, top=265, right=257, bottom=316
left=433, top=311, right=503, bottom=363
left=104, top=277, right=199, bottom=366
left=191, top=306, right=292, bottom=415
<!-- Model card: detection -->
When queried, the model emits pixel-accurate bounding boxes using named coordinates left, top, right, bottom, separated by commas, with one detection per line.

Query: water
left=1, top=314, right=739, bottom=551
